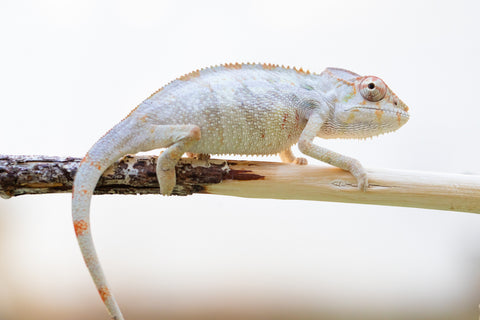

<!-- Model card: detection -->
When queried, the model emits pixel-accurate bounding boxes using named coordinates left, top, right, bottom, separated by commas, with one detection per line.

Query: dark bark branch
left=0, top=155, right=260, bottom=198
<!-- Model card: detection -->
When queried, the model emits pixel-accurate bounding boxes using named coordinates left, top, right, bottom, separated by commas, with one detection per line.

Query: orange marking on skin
left=123, top=105, right=141, bottom=120
left=261, top=134, right=265, bottom=138
left=178, top=69, right=201, bottom=81
left=80, top=188, right=88, bottom=195
left=80, top=153, right=102, bottom=170
left=375, top=109, right=384, bottom=121
left=224, top=63, right=242, bottom=69
left=324, top=69, right=355, bottom=86
left=124, top=88, right=165, bottom=120
left=294, top=110, right=300, bottom=128
left=346, top=111, right=356, bottom=123
left=146, top=87, right=163, bottom=99
left=397, top=112, right=402, bottom=125
left=98, top=287, right=111, bottom=302
left=262, top=63, right=278, bottom=70
left=90, top=161, right=102, bottom=170
left=80, top=154, right=89, bottom=165
left=74, top=220, right=89, bottom=236
left=140, top=115, right=148, bottom=122
left=292, top=66, right=310, bottom=75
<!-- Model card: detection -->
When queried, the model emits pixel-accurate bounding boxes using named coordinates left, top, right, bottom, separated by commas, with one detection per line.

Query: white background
left=1, top=1, right=479, bottom=319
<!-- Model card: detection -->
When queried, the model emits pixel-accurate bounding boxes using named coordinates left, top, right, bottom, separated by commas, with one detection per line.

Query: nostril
left=393, top=97, right=399, bottom=106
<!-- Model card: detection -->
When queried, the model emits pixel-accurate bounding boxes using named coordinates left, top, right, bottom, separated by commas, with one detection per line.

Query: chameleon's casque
left=72, top=63, right=409, bottom=320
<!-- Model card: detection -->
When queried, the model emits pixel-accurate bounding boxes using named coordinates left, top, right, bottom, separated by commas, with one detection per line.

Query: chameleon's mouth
left=348, top=106, right=409, bottom=117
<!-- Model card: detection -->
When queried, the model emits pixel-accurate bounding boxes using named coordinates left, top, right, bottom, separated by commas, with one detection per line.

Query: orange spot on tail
left=74, top=220, right=89, bottom=236
left=90, top=160, right=102, bottom=170
left=98, top=286, right=111, bottom=302
left=80, top=155, right=102, bottom=170
left=80, top=154, right=89, bottom=165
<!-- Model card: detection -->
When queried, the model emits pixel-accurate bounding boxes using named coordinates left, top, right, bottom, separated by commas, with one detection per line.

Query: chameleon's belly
left=187, top=105, right=304, bottom=155
left=190, top=117, right=302, bottom=155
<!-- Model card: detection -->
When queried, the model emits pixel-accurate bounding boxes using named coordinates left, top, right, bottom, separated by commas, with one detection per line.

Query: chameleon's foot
left=279, top=148, right=308, bottom=165
left=293, top=157, right=308, bottom=165
left=348, top=159, right=368, bottom=191
left=158, top=168, right=176, bottom=195
left=356, top=174, right=369, bottom=191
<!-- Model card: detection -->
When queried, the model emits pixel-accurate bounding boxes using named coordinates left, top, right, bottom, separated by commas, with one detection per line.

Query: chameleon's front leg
left=298, top=113, right=368, bottom=190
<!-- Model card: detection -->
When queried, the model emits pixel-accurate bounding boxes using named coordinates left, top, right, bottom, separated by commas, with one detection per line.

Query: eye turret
left=359, top=76, right=387, bottom=102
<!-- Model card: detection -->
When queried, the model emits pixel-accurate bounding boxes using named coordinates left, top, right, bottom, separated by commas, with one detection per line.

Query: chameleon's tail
left=72, top=120, right=143, bottom=320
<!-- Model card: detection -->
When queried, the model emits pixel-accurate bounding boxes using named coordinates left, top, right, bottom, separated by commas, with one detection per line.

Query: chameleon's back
left=134, top=64, right=321, bottom=155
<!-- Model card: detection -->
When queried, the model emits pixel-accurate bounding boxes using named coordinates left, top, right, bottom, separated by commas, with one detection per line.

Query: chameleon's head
left=319, top=68, right=409, bottom=139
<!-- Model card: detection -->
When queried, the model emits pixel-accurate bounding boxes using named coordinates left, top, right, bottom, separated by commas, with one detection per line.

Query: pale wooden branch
left=0, top=155, right=479, bottom=213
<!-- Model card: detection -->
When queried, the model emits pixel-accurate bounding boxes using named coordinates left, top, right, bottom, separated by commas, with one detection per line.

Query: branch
left=1, top=155, right=479, bottom=214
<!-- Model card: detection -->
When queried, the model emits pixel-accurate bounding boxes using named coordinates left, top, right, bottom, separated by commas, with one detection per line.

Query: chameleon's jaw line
left=349, top=106, right=410, bottom=119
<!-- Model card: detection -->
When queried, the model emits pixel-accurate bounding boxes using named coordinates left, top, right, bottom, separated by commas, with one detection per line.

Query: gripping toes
left=280, top=148, right=308, bottom=165
left=354, top=171, right=368, bottom=191
left=347, top=159, right=368, bottom=191
left=293, top=157, right=308, bottom=165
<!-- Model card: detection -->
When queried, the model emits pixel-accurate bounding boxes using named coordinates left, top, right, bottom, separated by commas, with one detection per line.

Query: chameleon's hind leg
left=280, top=148, right=308, bottom=165
left=150, top=125, right=201, bottom=195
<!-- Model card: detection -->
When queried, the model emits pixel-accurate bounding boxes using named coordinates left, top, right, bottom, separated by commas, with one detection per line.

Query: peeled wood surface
left=0, top=155, right=479, bottom=213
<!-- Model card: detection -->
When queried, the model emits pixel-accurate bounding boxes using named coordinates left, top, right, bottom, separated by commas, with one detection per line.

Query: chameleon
left=72, top=63, right=409, bottom=319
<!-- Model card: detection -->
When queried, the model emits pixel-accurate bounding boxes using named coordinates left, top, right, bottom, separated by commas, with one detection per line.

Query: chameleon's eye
left=359, top=76, right=387, bottom=102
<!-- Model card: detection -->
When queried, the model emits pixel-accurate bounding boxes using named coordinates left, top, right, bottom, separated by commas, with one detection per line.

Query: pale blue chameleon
left=72, top=63, right=409, bottom=319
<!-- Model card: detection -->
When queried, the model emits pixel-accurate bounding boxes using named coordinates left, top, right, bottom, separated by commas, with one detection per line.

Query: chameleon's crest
left=322, top=67, right=360, bottom=84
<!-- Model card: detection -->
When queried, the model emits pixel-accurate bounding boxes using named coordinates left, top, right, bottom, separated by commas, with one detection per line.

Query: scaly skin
left=72, top=63, right=409, bottom=320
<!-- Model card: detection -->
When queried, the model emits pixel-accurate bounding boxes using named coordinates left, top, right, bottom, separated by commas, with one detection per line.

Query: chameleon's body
left=72, top=63, right=409, bottom=319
